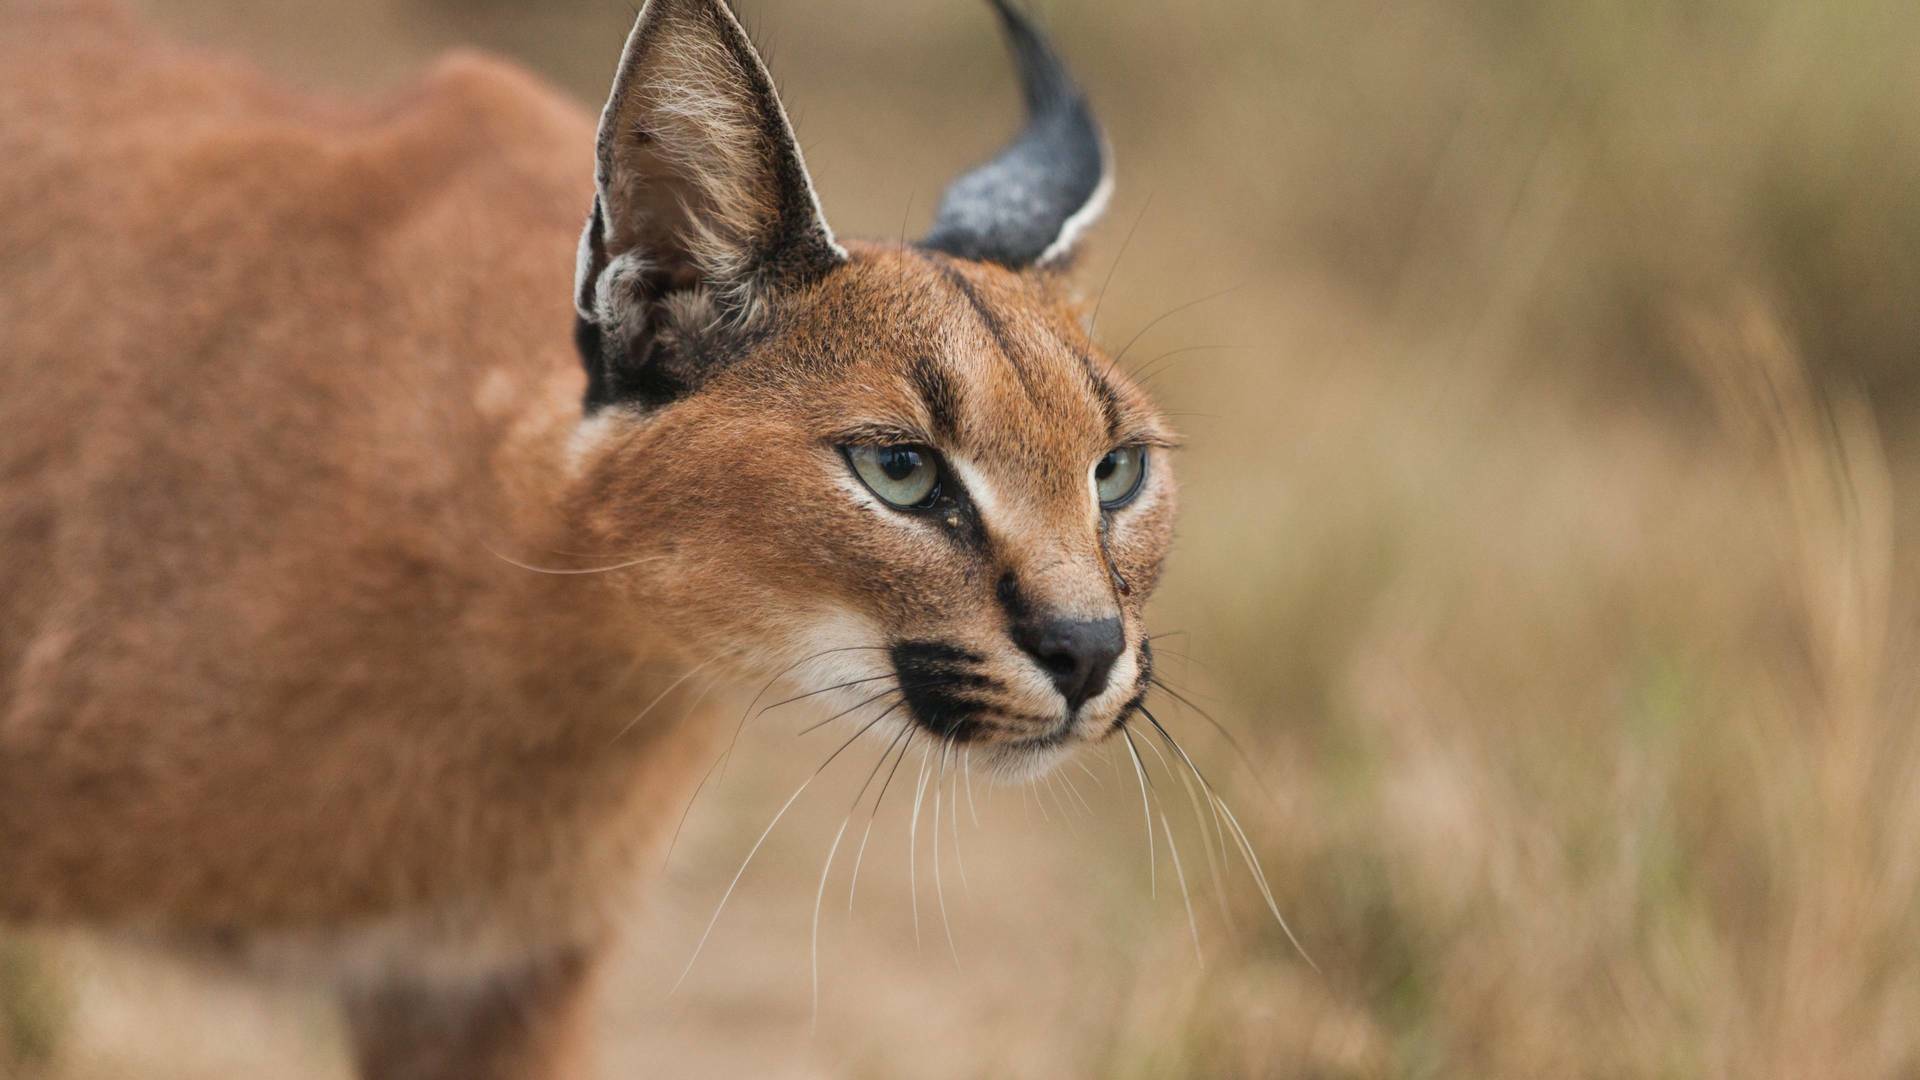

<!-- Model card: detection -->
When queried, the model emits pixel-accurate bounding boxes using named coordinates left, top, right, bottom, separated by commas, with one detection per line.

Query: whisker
left=932, top=744, right=959, bottom=966
left=849, top=729, right=915, bottom=914
left=1084, top=192, right=1153, bottom=377
left=663, top=747, right=729, bottom=871
left=1147, top=708, right=1233, bottom=866
left=1074, top=759, right=1106, bottom=788
left=1120, top=727, right=1157, bottom=897
left=1138, top=734, right=1203, bottom=965
left=806, top=705, right=907, bottom=1024
left=948, top=757, right=971, bottom=898
left=717, top=646, right=892, bottom=782
left=809, top=817, right=850, bottom=1033
left=1141, top=708, right=1237, bottom=933
left=651, top=669, right=732, bottom=868
left=1140, top=709, right=1313, bottom=970
left=797, top=687, right=903, bottom=736
left=1212, top=792, right=1318, bottom=972
left=484, top=544, right=661, bottom=577
left=609, top=654, right=726, bottom=745
left=908, top=745, right=933, bottom=949
left=1044, top=774, right=1082, bottom=839
left=1132, top=343, right=1239, bottom=386
left=1149, top=676, right=1277, bottom=804
left=962, top=747, right=981, bottom=828
left=672, top=708, right=890, bottom=994
left=760, top=672, right=896, bottom=715
left=1059, top=771, right=1095, bottom=815
left=1158, top=805, right=1204, bottom=966
left=1109, top=280, right=1247, bottom=376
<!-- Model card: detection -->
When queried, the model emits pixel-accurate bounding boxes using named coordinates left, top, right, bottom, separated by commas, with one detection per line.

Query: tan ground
left=7, top=0, right=1920, bottom=1076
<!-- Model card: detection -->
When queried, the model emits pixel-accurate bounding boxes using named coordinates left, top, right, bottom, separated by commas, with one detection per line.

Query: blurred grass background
left=6, top=0, right=1920, bottom=1076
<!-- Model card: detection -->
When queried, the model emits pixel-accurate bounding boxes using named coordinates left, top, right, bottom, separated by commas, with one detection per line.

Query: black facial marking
left=894, top=452, right=991, bottom=556
left=1105, top=639, right=1153, bottom=738
left=928, top=258, right=1041, bottom=401
left=1096, top=517, right=1133, bottom=597
left=995, top=570, right=1030, bottom=624
left=909, top=354, right=965, bottom=444
left=1086, top=362, right=1123, bottom=438
left=574, top=314, right=609, bottom=411
left=891, top=640, right=1001, bottom=743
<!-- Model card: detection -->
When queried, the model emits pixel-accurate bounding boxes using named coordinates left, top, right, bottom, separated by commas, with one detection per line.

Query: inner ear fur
left=575, top=0, right=842, bottom=409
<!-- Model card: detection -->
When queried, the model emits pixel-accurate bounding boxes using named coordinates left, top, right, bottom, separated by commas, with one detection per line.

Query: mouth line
left=1005, top=716, right=1077, bottom=751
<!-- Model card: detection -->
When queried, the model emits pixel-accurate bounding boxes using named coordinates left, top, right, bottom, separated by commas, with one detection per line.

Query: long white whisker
left=948, top=760, right=971, bottom=898
left=1075, top=759, right=1106, bottom=788
left=809, top=817, right=850, bottom=1033
left=1212, top=794, right=1318, bottom=972
left=1060, top=770, right=1095, bottom=815
left=849, top=730, right=914, bottom=914
left=718, top=645, right=891, bottom=784
left=656, top=668, right=734, bottom=869
left=672, top=712, right=882, bottom=993
left=1121, top=727, right=1157, bottom=897
left=1158, top=807, right=1203, bottom=966
left=1144, top=712, right=1236, bottom=932
left=610, top=654, right=724, bottom=745
left=932, top=744, right=959, bottom=965
left=485, top=544, right=660, bottom=576
left=1137, top=737, right=1203, bottom=966
left=963, top=747, right=981, bottom=828
left=908, top=746, right=932, bottom=949
left=1045, top=773, right=1082, bottom=839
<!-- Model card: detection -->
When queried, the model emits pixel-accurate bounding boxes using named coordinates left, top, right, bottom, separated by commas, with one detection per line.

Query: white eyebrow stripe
left=947, top=456, right=1014, bottom=537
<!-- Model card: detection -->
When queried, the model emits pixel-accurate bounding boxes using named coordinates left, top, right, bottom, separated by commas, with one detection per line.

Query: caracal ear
left=574, top=0, right=844, bottom=410
left=920, top=0, right=1111, bottom=270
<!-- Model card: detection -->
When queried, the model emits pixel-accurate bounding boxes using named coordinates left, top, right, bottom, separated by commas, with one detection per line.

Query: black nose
left=1013, top=616, right=1125, bottom=710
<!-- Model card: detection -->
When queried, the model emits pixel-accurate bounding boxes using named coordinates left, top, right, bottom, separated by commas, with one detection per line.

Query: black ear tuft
left=920, top=0, right=1111, bottom=269
left=574, top=0, right=845, bottom=412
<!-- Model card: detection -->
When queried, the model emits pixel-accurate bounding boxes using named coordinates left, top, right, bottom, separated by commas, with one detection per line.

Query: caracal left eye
left=1094, top=446, right=1147, bottom=508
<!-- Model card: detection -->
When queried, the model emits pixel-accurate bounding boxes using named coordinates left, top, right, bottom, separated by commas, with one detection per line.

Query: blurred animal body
left=0, top=0, right=1174, bottom=1075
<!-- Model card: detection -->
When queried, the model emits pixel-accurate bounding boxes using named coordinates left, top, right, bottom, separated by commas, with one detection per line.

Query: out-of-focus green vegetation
left=14, top=0, right=1920, bottom=1075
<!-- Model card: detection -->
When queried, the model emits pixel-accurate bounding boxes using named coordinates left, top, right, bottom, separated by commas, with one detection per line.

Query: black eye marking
left=836, top=441, right=991, bottom=554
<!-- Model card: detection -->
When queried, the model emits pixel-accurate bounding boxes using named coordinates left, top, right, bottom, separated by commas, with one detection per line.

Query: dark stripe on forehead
left=923, top=256, right=1042, bottom=401
left=909, top=354, right=964, bottom=444
left=1085, top=358, right=1123, bottom=439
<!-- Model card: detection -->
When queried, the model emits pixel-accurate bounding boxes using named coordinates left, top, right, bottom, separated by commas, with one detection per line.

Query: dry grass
left=7, top=0, right=1920, bottom=1076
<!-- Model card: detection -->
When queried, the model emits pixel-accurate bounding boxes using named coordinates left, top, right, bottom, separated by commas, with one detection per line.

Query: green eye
left=1094, top=446, right=1146, bottom=508
left=845, top=444, right=940, bottom=509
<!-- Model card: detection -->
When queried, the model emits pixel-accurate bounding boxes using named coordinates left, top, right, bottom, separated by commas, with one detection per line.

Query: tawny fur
left=0, top=1, right=1175, bottom=1076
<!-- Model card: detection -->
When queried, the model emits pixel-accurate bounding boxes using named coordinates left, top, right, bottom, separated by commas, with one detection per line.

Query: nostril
left=1013, top=615, right=1125, bottom=711
left=1034, top=645, right=1078, bottom=677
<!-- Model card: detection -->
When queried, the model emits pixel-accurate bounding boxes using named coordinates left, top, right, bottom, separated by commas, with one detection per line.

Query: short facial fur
left=572, top=244, right=1178, bottom=774
left=565, top=0, right=1178, bottom=775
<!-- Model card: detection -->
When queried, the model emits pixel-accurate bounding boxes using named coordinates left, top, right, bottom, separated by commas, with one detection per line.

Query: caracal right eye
left=844, top=444, right=941, bottom=509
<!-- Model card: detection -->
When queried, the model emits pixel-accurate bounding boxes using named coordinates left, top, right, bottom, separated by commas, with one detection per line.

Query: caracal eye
left=1094, top=446, right=1147, bottom=508
left=846, top=444, right=941, bottom=509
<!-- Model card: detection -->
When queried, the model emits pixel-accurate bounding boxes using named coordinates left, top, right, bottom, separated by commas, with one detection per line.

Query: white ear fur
left=574, top=0, right=842, bottom=328
left=1035, top=147, right=1113, bottom=268
left=920, top=0, right=1111, bottom=269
